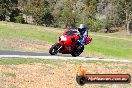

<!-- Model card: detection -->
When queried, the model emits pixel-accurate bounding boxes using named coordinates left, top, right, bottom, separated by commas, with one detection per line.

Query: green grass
left=86, top=35, right=132, bottom=59
left=0, top=58, right=45, bottom=65
left=0, top=58, right=66, bottom=65
left=0, top=21, right=62, bottom=43
left=91, top=32, right=132, bottom=39
left=0, top=21, right=132, bottom=59
left=0, top=58, right=131, bottom=65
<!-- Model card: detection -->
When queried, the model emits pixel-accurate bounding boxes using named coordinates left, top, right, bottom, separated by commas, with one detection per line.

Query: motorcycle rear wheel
left=49, top=43, right=61, bottom=55
left=71, top=45, right=84, bottom=57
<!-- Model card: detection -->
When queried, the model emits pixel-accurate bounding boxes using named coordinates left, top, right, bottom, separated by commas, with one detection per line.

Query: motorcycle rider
left=77, top=24, right=89, bottom=45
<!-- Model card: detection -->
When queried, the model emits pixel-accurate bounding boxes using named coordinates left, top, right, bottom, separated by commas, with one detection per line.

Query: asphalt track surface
left=0, top=50, right=132, bottom=63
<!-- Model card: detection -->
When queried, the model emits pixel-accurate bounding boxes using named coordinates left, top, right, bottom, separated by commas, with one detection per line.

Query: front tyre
left=49, top=43, right=61, bottom=55
left=71, top=45, right=84, bottom=57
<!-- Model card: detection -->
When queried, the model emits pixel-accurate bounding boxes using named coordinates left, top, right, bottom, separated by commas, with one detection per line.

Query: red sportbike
left=49, top=30, right=92, bottom=57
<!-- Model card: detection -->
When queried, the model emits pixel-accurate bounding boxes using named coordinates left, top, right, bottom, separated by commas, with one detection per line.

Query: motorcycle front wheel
left=49, top=43, right=62, bottom=55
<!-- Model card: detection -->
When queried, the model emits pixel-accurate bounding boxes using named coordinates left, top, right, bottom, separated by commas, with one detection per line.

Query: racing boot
left=75, top=40, right=81, bottom=48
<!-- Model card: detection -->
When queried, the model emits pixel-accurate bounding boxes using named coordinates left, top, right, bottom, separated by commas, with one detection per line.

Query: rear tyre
left=71, top=45, right=84, bottom=57
left=49, top=43, right=61, bottom=55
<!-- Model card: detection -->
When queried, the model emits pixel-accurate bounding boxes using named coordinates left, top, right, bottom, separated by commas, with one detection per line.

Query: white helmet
left=78, top=24, right=86, bottom=34
left=79, top=24, right=85, bottom=29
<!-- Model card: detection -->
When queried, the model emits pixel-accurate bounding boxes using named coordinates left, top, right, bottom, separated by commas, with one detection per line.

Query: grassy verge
left=85, top=35, right=132, bottom=59
left=0, top=21, right=62, bottom=43
left=91, top=32, right=132, bottom=39
left=0, top=21, right=132, bottom=59
left=0, top=58, right=132, bottom=88
left=0, top=21, right=62, bottom=52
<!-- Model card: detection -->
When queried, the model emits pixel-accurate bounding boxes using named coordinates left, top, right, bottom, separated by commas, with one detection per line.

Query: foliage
left=15, top=13, right=25, bottom=23
left=59, top=0, right=76, bottom=28
left=26, top=0, right=48, bottom=25
left=87, top=18, right=102, bottom=32
left=0, top=0, right=132, bottom=33
left=84, top=0, right=97, bottom=15
left=0, top=0, right=18, bottom=21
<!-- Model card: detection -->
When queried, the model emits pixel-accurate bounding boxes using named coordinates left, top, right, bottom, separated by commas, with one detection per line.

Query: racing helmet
left=79, top=24, right=85, bottom=29
left=78, top=24, right=85, bottom=34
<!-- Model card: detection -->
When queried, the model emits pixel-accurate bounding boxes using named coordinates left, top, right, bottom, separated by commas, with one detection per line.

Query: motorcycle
left=49, top=29, right=92, bottom=57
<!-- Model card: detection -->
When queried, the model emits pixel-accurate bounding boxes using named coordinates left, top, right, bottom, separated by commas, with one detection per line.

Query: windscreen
left=66, top=30, right=77, bottom=36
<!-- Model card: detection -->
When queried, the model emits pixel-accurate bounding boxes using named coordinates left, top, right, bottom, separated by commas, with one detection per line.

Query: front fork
left=57, top=41, right=64, bottom=51
left=57, top=46, right=62, bottom=51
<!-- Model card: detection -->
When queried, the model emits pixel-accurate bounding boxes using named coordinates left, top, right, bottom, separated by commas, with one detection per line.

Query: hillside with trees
left=0, top=0, right=132, bottom=33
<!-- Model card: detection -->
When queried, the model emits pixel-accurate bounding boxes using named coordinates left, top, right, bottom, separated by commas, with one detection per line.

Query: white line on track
left=0, top=55, right=132, bottom=63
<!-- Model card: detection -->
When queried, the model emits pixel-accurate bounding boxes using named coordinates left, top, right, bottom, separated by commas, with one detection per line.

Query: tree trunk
left=126, top=20, right=130, bottom=34
left=25, top=15, right=28, bottom=23
left=125, top=10, right=130, bottom=34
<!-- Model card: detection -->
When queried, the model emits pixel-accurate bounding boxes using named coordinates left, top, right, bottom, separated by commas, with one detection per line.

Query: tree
left=113, top=0, right=132, bottom=34
left=59, top=0, right=75, bottom=28
left=84, top=0, right=99, bottom=31
left=84, top=0, right=97, bottom=15
left=0, top=0, right=18, bottom=21
left=125, top=0, right=132, bottom=34
left=41, top=12, right=54, bottom=27
left=26, top=0, right=49, bottom=25
left=18, top=0, right=29, bottom=23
